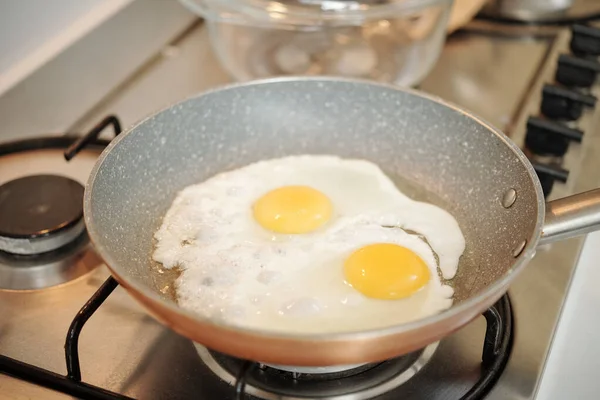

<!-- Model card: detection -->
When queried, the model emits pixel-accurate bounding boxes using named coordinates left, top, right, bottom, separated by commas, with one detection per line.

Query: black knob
left=530, top=160, right=569, bottom=198
left=556, top=54, right=600, bottom=88
left=525, top=116, right=583, bottom=156
left=541, top=84, right=597, bottom=121
left=570, top=24, right=600, bottom=57
left=538, top=172, right=556, bottom=198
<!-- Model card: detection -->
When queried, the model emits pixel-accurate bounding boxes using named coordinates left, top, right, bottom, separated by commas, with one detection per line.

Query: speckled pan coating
left=84, top=77, right=544, bottom=366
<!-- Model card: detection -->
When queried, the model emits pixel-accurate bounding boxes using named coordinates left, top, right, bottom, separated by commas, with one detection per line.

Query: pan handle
left=539, top=188, right=600, bottom=246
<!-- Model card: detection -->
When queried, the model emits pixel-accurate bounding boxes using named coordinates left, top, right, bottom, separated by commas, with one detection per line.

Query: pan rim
left=83, top=76, right=545, bottom=345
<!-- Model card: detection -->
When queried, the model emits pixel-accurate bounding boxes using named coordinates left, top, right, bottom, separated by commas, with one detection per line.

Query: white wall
left=0, top=0, right=196, bottom=138
left=0, top=0, right=134, bottom=95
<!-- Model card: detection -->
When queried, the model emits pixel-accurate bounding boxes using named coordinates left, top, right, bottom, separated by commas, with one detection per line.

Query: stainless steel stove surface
left=2, top=17, right=600, bottom=400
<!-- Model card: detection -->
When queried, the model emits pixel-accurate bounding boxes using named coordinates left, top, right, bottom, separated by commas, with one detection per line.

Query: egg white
left=153, top=155, right=465, bottom=334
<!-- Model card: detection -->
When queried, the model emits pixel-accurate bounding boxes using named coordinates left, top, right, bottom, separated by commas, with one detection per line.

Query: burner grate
left=0, top=273, right=513, bottom=400
left=0, top=117, right=119, bottom=289
left=204, top=342, right=438, bottom=399
left=0, top=115, right=513, bottom=399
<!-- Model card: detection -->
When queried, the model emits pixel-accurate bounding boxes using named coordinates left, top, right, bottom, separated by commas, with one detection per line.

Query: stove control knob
left=570, top=24, right=600, bottom=57
left=531, top=160, right=569, bottom=198
left=525, top=117, right=583, bottom=156
left=556, top=54, right=600, bottom=88
left=541, top=84, right=597, bottom=120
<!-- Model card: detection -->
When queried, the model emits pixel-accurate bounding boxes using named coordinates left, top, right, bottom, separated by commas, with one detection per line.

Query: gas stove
left=2, top=15, right=600, bottom=400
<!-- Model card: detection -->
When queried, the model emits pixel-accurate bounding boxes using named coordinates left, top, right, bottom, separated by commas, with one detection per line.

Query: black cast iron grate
left=0, top=116, right=513, bottom=400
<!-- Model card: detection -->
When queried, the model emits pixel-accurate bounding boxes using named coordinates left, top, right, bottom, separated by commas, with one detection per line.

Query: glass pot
left=180, top=0, right=453, bottom=87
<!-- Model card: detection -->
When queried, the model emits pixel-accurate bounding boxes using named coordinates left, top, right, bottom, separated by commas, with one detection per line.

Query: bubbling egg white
left=152, top=155, right=465, bottom=334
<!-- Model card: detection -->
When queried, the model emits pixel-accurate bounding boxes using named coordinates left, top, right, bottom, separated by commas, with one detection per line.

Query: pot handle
left=539, top=188, right=600, bottom=246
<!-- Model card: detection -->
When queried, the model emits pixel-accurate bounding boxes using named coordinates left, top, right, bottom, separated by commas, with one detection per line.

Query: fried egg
left=153, top=155, right=465, bottom=334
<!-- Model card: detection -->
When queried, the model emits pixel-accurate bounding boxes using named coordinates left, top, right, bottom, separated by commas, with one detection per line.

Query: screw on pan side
left=502, top=189, right=517, bottom=208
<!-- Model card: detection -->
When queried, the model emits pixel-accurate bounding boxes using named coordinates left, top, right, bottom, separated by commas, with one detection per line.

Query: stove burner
left=0, top=233, right=99, bottom=290
left=0, top=130, right=115, bottom=289
left=196, top=343, right=437, bottom=399
left=0, top=175, right=85, bottom=255
left=259, top=361, right=377, bottom=380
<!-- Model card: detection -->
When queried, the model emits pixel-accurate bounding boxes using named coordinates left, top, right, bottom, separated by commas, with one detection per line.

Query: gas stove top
left=2, top=16, right=600, bottom=400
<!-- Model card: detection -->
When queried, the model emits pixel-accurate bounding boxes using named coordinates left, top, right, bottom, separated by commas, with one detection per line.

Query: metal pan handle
left=539, top=188, right=600, bottom=246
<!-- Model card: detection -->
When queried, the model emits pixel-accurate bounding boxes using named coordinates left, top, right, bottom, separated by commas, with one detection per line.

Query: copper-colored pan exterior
left=108, top=264, right=509, bottom=365
left=86, top=77, right=597, bottom=366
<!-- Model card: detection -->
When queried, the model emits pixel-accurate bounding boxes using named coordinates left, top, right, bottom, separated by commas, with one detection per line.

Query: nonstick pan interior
left=86, top=78, right=542, bottom=334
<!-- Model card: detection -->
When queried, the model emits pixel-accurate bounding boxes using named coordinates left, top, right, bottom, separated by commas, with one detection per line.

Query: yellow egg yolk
left=344, top=243, right=431, bottom=300
left=253, top=185, right=333, bottom=234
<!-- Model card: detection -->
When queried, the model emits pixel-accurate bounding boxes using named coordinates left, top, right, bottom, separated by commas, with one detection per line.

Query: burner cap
left=0, top=175, right=85, bottom=255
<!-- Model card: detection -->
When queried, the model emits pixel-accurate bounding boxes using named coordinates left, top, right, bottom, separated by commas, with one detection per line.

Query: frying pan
left=84, top=77, right=600, bottom=366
